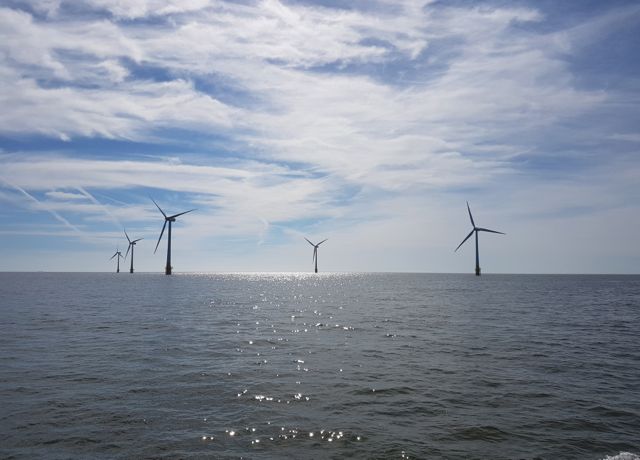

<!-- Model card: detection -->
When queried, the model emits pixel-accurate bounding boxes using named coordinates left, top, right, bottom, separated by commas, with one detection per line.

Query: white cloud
left=45, top=190, right=86, bottom=200
left=0, top=153, right=344, bottom=243
left=610, top=133, right=640, bottom=143
left=0, top=73, right=236, bottom=140
left=0, top=1, right=607, bottom=184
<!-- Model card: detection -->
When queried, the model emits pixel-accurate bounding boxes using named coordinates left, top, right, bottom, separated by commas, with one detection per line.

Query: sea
left=0, top=272, right=638, bottom=459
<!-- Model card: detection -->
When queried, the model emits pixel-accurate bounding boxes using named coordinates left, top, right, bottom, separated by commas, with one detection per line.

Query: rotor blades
left=455, top=229, right=475, bottom=252
left=305, top=237, right=328, bottom=248
left=110, top=252, right=118, bottom=260
left=124, top=229, right=131, bottom=243
left=476, top=227, right=505, bottom=235
left=125, top=244, right=131, bottom=260
left=154, top=221, right=167, bottom=254
left=169, top=209, right=196, bottom=219
left=151, top=198, right=167, bottom=218
left=466, top=201, right=475, bottom=228
left=132, top=238, right=144, bottom=243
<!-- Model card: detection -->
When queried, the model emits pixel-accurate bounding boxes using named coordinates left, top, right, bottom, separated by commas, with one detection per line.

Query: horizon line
left=1, top=270, right=638, bottom=276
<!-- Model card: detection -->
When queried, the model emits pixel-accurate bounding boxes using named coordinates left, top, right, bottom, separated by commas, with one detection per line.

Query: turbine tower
left=305, top=237, right=328, bottom=273
left=455, top=202, right=504, bottom=276
left=109, top=248, right=124, bottom=273
left=124, top=229, right=143, bottom=274
left=152, top=198, right=195, bottom=275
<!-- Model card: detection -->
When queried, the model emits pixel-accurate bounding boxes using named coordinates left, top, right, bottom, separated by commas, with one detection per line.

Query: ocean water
left=0, top=272, right=639, bottom=459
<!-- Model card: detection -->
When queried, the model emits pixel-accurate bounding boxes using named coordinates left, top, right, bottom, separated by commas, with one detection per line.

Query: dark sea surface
left=1, top=273, right=639, bottom=460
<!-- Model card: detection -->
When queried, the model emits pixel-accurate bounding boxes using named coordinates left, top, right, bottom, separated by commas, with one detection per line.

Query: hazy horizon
left=2, top=270, right=638, bottom=276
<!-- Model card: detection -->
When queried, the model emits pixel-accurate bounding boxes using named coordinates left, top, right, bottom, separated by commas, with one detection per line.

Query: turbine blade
left=476, top=227, right=505, bottom=235
left=455, top=229, right=475, bottom=252
left=125, top=244, right=131, bottom=260
left=119, top=253, right=124, bottom=259
left=124, top=228, right=131, bottom=243
left=304, top=237, right=315, bottom=247
left=132, top=238, right=144, bottom=243
left=110, top=252, right=117, bottom=260
left=317, top=238, right=328, bottom=246
left=466, top=201, right=475, bottom=228
left=154, top=221, right=167, bottom=254
left=151, top=197, right=167, bottom=218
left=169, top=209, right=196, bottom=219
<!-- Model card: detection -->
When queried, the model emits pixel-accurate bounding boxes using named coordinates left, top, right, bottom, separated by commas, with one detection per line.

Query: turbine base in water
left=165, top=265, right=172, bottom=275
left=475, top=266, right=481, bottom=276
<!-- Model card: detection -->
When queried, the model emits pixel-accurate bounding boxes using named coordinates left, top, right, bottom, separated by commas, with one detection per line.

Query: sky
left=0, top=0, right=639, bottom=274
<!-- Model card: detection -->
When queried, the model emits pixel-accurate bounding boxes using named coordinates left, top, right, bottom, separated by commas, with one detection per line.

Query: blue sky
left=1, top=0, right=639, bottom=273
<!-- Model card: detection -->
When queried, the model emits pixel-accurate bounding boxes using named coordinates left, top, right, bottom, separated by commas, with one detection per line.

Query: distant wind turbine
left=124, top=229, right=143, bottom=274
left=109, top=248, right=124, bottom=273
left=305, top=237, right=328, bottom=273
left=455, top=202, right=505, bottom=276
left=152, top=198, right=196, bottom=275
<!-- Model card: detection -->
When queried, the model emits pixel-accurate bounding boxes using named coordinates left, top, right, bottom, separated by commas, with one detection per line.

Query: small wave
left=588, top=405, right=637, bottom=418
left=351, top=386, right=416, bottom=396
left=451, top=425, right=509, bottom=442
left=602, top=453, right=640, bottom=460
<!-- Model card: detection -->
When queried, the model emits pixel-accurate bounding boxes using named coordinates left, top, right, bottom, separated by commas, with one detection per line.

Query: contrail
left=257, top=217, right=270, bottom=246
left=0, top=176, right=89, bottom=239
left=75, top=186, right=122, bottom=229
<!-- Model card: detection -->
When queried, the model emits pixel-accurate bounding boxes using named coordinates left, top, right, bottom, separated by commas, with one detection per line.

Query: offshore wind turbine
left=152, top=198, right=196, bottom=275
left=305, top=237, right=328, bottom=273
left=455, top=202, right=505, bottom=276
left=109, top=248, right=124, bottom=273
left=124, top=229, right=143, bottom=274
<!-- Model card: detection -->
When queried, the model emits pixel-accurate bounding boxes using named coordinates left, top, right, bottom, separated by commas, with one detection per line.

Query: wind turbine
left=124, top=229, right=143, bottom=274
left=305, top=237, right=328, bottom=273
left=152, top=198, right=196, bottom=275
left=455, top=202, right=505, bottom=276
left=109, top=248, right=124, bottom=273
